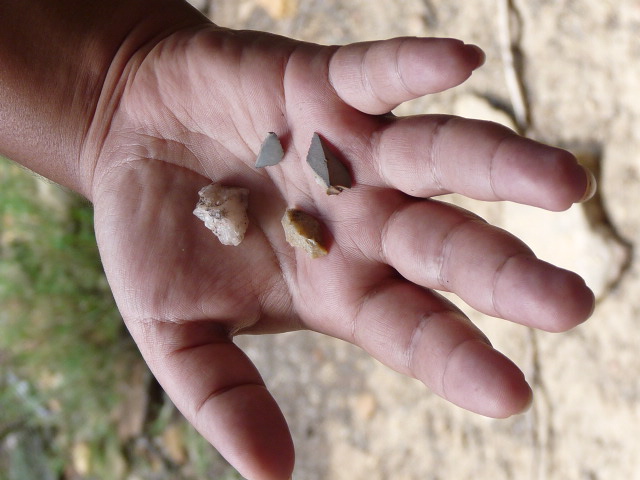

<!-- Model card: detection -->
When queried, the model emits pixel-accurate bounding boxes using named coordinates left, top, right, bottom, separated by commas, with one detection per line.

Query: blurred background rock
left=1, top=1, right=639, bottom=479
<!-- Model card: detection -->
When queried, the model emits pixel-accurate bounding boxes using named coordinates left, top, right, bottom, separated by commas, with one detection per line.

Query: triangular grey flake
left=255, top=132, right=284, bottom=168
left=306, top=133, right=352, bottom=195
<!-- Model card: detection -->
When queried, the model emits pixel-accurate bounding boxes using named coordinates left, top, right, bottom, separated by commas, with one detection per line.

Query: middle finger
left=353, top=197, right=595, bottom=332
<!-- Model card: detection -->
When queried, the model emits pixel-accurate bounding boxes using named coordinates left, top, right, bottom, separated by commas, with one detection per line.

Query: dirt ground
left=190, top=1, right=640, bottom=479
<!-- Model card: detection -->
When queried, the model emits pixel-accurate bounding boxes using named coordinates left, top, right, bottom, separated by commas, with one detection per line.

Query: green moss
left=0, top=157, right=235, bottom=479
left=0, top=157, right=136, bottom=477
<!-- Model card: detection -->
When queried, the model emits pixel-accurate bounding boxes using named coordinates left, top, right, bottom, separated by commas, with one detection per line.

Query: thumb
left=127, top=319, right=294, bottom=480
left=328, top=37, right=484, bottom=115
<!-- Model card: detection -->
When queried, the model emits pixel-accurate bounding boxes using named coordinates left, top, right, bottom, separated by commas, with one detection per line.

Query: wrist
left=0, top=0, right=208, bottom=198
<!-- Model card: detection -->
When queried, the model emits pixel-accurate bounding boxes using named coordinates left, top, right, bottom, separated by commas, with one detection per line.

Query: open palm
left=89, top=25, right=594, bottom=480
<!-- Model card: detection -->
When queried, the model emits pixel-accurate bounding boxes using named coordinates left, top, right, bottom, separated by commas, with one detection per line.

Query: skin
left=0, top=1, right=596, bottom=479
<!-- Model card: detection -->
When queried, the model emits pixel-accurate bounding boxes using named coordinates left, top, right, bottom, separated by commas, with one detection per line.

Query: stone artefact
left=193, top=183, right=250, bottom=246
left=281, top=208, right=328, bottom=258
left=255, top=132, right=284, bottom=168
left=306, top=132, right=352, bottom=195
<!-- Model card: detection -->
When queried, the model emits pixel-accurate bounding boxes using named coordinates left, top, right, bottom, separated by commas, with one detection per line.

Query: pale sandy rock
left=328, top=438, right=383, bottom=480
left=350, top=392, right=378, bottom=422
left=193, top=183, right=250, bottom=246
left=499, top=201, right=627, bottom=299
left=453, top=93, right=518, bottom=131
left=255, top=0, right=298, bottom=19
left=602, top=122, right=640, bottom=242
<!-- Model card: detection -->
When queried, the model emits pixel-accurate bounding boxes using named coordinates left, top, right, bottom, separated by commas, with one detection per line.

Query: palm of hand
left=90, top=25, right=593, bottom=480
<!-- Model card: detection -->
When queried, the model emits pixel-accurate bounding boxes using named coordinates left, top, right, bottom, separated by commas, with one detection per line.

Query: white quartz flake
left=193, top=183, right=250, bottom=246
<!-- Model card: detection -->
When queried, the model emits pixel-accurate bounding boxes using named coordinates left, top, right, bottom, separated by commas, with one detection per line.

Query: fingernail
left=579, top=166, right=597, bottom=203
left=521, top=388, right=534, bottom=414
left=465, top=44, right=486, bottom=70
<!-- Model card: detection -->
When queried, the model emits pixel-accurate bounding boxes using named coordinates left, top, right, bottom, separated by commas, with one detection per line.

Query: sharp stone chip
left=193, top=183, right=249, bottom=246
left=281, top=208, right=328, bottom=258
left=255, top=132, right=284, bottom=168
left=306, top=132, right=352, bottom=195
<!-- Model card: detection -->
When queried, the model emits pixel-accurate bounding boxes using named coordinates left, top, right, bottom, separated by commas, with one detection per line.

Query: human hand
left=88, top=23, right=595, bottom=480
